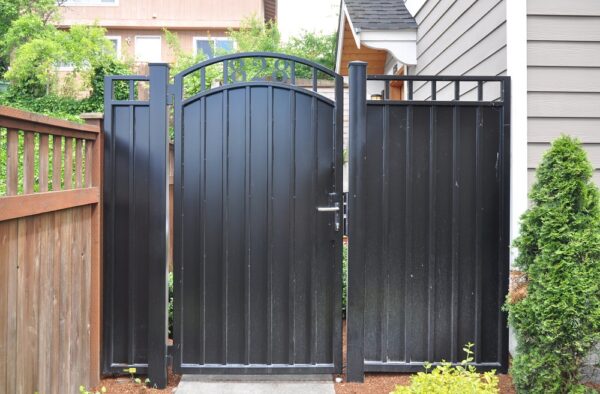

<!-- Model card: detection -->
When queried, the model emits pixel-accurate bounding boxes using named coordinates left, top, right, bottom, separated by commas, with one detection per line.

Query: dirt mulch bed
left=95, top=322, right=518, bottom=393
left=92, top=368, right=180, bottom=393
left=334, top=321, right=516, bottom=394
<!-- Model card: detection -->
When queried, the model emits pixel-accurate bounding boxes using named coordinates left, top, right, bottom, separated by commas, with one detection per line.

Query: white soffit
left=358, top=29, right=417, bottom=65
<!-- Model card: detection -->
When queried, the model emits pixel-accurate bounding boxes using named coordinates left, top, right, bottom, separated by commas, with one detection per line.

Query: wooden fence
left=0, top=107, right=102, bottom=393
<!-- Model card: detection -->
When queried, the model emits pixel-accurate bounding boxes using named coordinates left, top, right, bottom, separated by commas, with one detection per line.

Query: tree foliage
left=505, top=136, right=600, bottom=393
left=3, top=18, right=119, bottom=96
left=0, top=0, right=62, bottom=73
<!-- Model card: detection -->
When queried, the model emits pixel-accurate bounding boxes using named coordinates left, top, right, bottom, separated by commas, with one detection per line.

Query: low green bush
left=505, top=136, right=600, bottom=393
left=391, top=343, right=499, bottom=394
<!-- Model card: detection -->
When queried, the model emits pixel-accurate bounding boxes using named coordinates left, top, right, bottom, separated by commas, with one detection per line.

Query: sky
left=277, top=0, right=341, bottom=40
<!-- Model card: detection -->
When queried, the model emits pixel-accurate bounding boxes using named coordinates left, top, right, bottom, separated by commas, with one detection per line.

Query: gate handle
left=317, top=206, right=340, bottom=212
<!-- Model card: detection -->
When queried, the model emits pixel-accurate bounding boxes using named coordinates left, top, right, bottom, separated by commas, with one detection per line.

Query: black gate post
left=147, top=63, right=169, bottom=388
left=347, top=61, right=367, bottom=383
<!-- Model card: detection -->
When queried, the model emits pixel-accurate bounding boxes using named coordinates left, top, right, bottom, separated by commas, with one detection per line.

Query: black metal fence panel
left=171, top=53, right=344, bottom=374
left=347, top=62, right=510, bottom=381
left=103, top=66, right=169, bottom=387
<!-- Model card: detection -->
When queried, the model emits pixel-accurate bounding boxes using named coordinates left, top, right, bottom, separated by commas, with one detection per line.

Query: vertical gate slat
left=403, top=105, right=413, bottom=363
left=380, top=104, right=390, bottom=363
left=244, top=87, right=251, bottom=366
left=451, top=106, right=461, bottom=362
left=427, top=106, right=437, bottom=362
left=201, top=96, right=207, bottom=366
left=287, top=89, right=297, bottom=366
left=474, top=106, right=483, bottom=364
left=127, top=104, right=136, bottom=366
left=310, top=94, right=318, bottom=366
left=222, top=89, right=229, bottom=365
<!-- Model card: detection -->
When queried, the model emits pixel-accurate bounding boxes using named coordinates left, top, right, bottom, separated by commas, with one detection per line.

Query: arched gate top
left=173, top=52, right=342, bottom=101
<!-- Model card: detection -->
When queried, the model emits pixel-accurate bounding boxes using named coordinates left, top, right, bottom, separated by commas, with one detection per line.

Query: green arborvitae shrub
left=506, top=136, right=600, bottom=393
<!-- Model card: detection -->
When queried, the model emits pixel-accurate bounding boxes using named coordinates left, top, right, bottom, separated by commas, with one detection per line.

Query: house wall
left=526, top=0, right=600, bottom=189
left=58, top=0, right=264, bottom=29
left=410, top=0, right=507, bottom=101
left=106, top=28, right=229, bottom=64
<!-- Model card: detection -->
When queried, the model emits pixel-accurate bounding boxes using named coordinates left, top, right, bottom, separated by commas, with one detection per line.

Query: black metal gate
left=346, top=62, right=510, bottom=381
left=171, top=53, right=344, bottom=374
left=102, top=55, right=509, bottom=387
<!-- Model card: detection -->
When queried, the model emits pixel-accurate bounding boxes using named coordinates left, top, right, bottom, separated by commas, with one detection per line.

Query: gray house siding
left=527, top=0, right=600, bottom=189
left=411, top=0, right=507, bottom=101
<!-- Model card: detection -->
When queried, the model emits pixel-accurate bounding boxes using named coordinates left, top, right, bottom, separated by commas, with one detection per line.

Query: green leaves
left=391, top=344, right=499, bottom=394
left=506, top=136, right=600, bottom=393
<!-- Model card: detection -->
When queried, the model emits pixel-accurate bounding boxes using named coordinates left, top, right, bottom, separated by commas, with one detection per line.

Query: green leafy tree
left=0, top=0, right=62, bottom=73
left=4, top=20, right=116, bottom=96
left=505, top=136, right=600, bottom=393
left=284, top=31, right=336, bottom=70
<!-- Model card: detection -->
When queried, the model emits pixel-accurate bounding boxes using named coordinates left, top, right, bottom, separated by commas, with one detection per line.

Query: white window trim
left=61, top=0, right=119, bottom=6
left=106, top=35, right=122, bottom=59
left=134, top=35, right=162, bottom=63
left=192, top=36, right=235, bottom=57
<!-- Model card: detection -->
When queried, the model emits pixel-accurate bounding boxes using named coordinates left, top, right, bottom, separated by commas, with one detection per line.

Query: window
left=106, top=35, right=121, bottom=58
left=193, top=37, right=234, bottom=59
left=62, top=0, right=118, bottom=5
left=135, top=36, right=161, bottom=63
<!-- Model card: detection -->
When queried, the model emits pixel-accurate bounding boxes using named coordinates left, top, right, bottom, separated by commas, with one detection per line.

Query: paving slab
left=175, top=374, right=335, bottom=394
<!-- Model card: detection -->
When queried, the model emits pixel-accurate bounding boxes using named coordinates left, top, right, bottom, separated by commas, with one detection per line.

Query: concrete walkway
left=175, top=374, right=335, bottom=394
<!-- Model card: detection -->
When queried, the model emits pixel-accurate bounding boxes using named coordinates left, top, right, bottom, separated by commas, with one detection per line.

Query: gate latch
left=317, top=193, right=341, bottom=232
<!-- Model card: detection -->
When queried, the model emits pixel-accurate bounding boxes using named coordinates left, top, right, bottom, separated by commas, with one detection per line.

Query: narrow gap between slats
left=267, top=86, right=274, bottom=365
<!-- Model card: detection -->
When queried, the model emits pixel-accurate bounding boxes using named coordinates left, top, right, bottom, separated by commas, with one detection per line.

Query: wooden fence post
left=80, top=112, right=104, bottom=387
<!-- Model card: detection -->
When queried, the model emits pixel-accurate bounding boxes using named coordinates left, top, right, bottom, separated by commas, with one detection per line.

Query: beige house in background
left=57, top=0, right=277, bottom=63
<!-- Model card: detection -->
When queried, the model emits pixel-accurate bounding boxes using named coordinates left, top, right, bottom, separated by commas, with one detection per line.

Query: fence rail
left=0, top=106, right=102, bottom=393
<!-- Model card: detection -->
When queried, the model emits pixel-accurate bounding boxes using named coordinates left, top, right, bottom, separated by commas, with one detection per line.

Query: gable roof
left=344, top=0, right=417, bottom=31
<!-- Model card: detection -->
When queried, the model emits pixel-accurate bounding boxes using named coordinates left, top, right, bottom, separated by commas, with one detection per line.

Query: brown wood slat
left=0, top=188, right=100, bottom=221
left=37, top=213, right=53, bottom=390
left=16, top=216, right=40, bottom=392
left=23, top=132, right=35, bottom=194
left=0, top=106, right=99, bottom=140
left=3, top=221, right=17, bottom=393
left=0, top=221, right=11, bottom=392
left=51, top=211, right=62, bottom=394
left=59, top=209, right=72, bottom=392
left=64, top=138, right=73, bottom=189
left=71, top=206, right=82, bottom=393
left=52, top=136, right=62, bottom=191
left=85, top=140, right=93, bottom=187
left=76, top=139, right=83, bottom=188
left=6, top=129, right=18, bottom=196
left=39, top=134, right=49, bottom=192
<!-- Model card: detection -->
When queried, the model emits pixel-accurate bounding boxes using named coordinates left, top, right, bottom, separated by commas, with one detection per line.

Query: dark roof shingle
left=344, top=0, right=417, bottom=30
